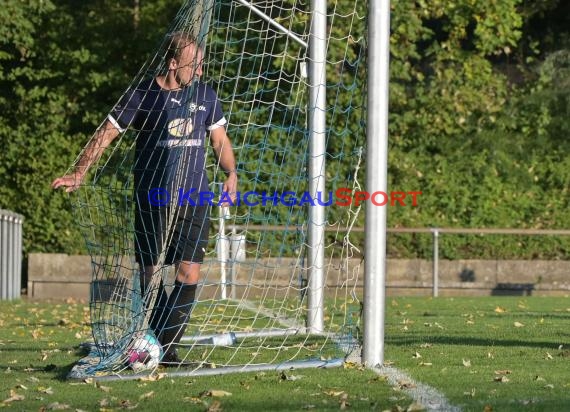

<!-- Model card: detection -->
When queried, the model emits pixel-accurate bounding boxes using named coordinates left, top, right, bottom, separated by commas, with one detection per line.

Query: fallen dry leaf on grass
left=368, top=375, right=388, bottom=384
left=38, top=386, right=54, bottom=395
left=183, top=396, right=204, bottom=404
left=343, top=361, right=364, bottom=370
left=2, top=389, right=25, bottom=404
left=118, top=399, right=138, bottom=410
left=323, top=390, right=345, bottom=397
left=406, top=402, right=426, bottom=411
left=339, top=392, right=350, bottom=410
left=138, top=373, right=166, bottom=382
left=44, top=402, right=71, bottom=410
left=200, top=390, right=232, bottom=397
left=463, top=388, right=476, bottom=397
left=96, top=382, right=112, bottom=393
left=280, top=371, right=304, bottom=381
left=138, top=391, right=154, bottom=400
left=494, top=376, right=510, bottom=383
left=207, top=400, right=223, bottom=412
left=396, top=379, right=416, bottom=390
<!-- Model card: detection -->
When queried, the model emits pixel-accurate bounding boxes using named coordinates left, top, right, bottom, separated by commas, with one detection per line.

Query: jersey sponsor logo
left=189, top=103, right=207, bottom=112
left=168, top=118, right=193, bottom=137
left=156, top=138, right=202, bottom=148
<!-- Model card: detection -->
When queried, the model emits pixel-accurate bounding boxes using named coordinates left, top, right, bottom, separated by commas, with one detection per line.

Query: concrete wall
left=27, top=254, right=92, bottom=300
left=26, top=253, right=570, bottom=300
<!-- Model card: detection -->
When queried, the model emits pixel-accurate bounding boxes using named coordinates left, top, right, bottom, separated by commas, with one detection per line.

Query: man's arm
left=210, top=126, right=238, bottom=203
left=51, top=119, right=121, bottom=192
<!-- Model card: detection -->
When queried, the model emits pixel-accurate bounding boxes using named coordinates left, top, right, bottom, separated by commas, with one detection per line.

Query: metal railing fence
left=223, top=223, right=570, bottom=297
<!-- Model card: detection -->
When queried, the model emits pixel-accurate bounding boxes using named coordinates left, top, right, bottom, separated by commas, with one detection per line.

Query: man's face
left=172, top=43, right=203, bottom=87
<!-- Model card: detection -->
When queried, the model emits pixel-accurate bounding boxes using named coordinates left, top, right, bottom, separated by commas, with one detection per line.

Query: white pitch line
left=373, top=365, right=462, bottom=412
left=236, top=301, right=460, bottom=410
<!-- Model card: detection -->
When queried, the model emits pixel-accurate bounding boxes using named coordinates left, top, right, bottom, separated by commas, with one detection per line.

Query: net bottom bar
left=180, top=328, right=305, bottom=342
left=90, top=358, right=345, bottom=382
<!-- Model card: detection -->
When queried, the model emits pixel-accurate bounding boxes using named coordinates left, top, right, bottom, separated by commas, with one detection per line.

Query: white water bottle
left=213, top=332, right=237, bottom=346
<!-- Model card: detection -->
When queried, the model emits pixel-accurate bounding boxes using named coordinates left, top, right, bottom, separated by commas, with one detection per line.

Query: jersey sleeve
left=108, top=86, right=143, bottom=132
left=205, top=88, right=227, bottom=131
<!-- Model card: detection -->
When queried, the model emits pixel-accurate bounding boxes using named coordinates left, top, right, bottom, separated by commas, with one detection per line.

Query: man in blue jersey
left=52, top=32, right=238, bottom=366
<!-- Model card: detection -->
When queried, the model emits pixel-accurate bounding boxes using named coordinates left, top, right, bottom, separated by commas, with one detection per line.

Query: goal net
left=68, top=0, right=367, bottom=379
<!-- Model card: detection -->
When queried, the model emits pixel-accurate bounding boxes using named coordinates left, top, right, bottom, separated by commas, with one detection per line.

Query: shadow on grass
left=386, top=335, right=568, bottom=349
left=0, top=361, right=76, bottom=381
left=0, top=344, right=86, bottom=381
left=54, top=362, right=78, bottom=381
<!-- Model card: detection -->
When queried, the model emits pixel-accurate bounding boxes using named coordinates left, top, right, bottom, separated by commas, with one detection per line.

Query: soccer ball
left=126, top=333, right=163, bottom=371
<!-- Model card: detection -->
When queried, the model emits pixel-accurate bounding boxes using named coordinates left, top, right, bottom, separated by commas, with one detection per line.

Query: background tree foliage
left=0, top=0, right=568, bottom=263
left=384, top=0, right=570, bottom=258
left=0, top=0, right=179, bottom=256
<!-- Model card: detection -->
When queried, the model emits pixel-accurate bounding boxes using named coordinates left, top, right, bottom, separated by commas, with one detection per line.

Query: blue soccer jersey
left=109, top=78, right=226, bottom=196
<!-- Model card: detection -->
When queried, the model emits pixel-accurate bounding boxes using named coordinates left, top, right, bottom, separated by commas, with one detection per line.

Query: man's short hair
left=165, top=32, right=198, bottom=63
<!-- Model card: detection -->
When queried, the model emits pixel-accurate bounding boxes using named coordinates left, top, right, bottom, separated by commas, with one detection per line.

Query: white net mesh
left=68, top=0, right=368, bottom=379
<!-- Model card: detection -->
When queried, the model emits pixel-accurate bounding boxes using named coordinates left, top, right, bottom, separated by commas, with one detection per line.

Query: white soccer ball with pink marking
left=126, top=333, right=162, bottom=371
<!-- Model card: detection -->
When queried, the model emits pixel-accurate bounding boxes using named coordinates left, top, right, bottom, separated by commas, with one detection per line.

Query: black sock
left=158, top=281, right=197, bottom=354
left=139, top=272, right=168, bottom=337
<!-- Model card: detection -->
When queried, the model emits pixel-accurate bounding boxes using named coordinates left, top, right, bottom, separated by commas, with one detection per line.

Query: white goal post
left=363, top=0, right=391, bottom=368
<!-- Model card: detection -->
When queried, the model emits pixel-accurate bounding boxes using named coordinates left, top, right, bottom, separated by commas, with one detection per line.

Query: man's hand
left=51, top=120, right=121, bottom=193
left=222, top=171, right=238, bottom=205
left=51, top=172, right=84, bottom=193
